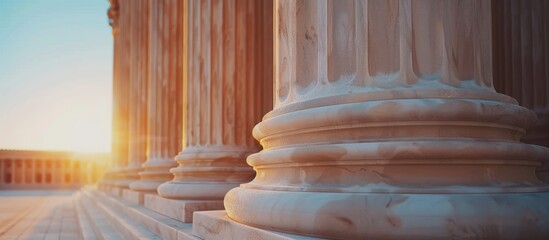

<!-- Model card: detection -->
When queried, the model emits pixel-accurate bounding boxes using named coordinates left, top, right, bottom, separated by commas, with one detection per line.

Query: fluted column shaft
left=492, top=0, right=549, bottom=181
left=118, top=0, right=150, bottom=188
left=103, top=0, right=132, bottom=187
left=158, top=0, right=272, bottom=200
left=130, top=0, right=183, bottom=192
left=225, top=1, right=549, bottom=239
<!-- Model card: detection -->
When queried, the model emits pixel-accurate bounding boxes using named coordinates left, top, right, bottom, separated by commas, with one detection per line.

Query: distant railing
left=0, top=150, right=108, bottom=189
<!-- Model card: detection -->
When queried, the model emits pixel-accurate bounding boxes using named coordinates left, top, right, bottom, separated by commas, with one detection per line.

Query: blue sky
left=0, top=0, right=113, bottom=152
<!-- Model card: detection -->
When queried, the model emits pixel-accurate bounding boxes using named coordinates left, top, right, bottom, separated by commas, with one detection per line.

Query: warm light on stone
left=11, top=0, right=541, bottom=239
left=129, top=0, right=183, bottom=193
left=157, top=0, right=272, bottom=201
left=223, top=1, right=549, bottom=239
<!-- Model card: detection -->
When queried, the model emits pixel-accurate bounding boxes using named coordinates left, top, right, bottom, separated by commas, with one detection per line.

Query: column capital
left=107, top=0, right=119, bottom=35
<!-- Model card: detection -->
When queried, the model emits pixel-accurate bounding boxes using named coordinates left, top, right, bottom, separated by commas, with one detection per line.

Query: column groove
left=492, top=0, right=549, bottom=181
left=158, top=0, right=272, bottom=200
left=225, top=1, right=549, bottom=239
left=130, top=0, right=183, bottom=192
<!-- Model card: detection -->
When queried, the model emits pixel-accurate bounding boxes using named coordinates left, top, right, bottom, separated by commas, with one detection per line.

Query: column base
left=130, top=159, right=177, bottom=192
left=526, top=110, right=549, bottom=183
left=144, top=194, right=224, bottom=223
left=129, top=179, right=165, bottom=193
left=157, top=181, right=240, bottom=200
left=113, top=179, right=136, bottom=189
left=193, top=211, right=322, bottom=240
left=114, top=166, right=141, bottom=188
left=225, top=187, right=549, bottom=240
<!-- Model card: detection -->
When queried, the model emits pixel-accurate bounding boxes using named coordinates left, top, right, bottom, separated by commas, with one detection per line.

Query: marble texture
left=120, top=0, right=150, bottom=189
left=157, top=0, right=273, bottom=200
left=193, top=211, right=323, bottom=240
left=79, top=188, right=161, bottom=240
left=144, top=194, right=224, bottom=223
left=104, top=0, right=131, bottom=188
left=122, top=189, right=145, bottom=205
left=130, top=0, right=183, bottom=193
left=492, top=0, right=549, bottom=182
left=224, top=1, right=549, bottom=239
left=80, top=187, right=199, bottom=240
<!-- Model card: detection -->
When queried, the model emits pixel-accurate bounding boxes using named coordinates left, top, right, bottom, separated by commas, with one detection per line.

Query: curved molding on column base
left=523, top=109, right=549, bottom=147
left=141, top=157, right=177, bottom=169
left=225, top=187, right=549, bottom=240
left=129, top=170, right=172, bottom=192
left=157, top=181, right=241, bottom=200
left=113, top=179, right=136, bottom=189
left=524, top=110, right=549, bottom=183
left=101, top=167, right=123, bottom=187
left=113, top=166, right=142, bottom=189
left=129, top=160, right=177, bottom=192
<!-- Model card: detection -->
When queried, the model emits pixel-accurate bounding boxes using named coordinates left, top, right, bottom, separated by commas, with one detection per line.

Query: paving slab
left=0, top=190, right=77, bottom=240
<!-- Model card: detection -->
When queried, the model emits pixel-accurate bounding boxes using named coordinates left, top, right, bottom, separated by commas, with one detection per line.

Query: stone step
left=80, top=188, right=162, bottom=240
left=73, top=193, right=97, bottom=240
left=81, top=187, right=198, bottom=240
left=193, top=211, right=325, bottom=240
left=75, top=192, right=124, bottom=240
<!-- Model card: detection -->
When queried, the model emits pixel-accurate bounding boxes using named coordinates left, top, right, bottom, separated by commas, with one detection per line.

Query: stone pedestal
left=144, top=195, right=224, bottom=223
left=130, top=0, right=183, bottom=192
left=122, top=189, right=145, bottom=205
left=492, top=0, right=549, bottom=182
left=223, top=1, right=549, bottom=239
left=157, top=0, right=272, bottom=203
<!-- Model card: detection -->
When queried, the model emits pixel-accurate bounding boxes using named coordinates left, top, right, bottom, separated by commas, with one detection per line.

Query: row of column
left=102, top=0, right=549, bottom=239
left=103, top=0, right=272, bottom=198
left=0, top=159, right=84, bottom=185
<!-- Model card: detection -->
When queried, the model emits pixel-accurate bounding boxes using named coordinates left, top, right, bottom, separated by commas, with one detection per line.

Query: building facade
left=0, top=150, right=107, bottom=189
left=83, top=0, right=549, bottom=239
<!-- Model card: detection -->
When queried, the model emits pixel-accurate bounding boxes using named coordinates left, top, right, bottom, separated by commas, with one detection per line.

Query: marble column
left=492, top=0, right=549, bottom=182
left=116, top=0, right=149, bottom=188
left=130, top=0, right=184, bottom=192
left=224, top=1, right=549, bottom=239
left=102, top=0, right=132, bottom=188
left=157, top=0, right=272, bottom=200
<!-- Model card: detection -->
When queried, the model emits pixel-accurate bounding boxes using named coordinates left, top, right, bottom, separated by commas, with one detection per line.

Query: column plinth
left=225, top=1, right=549, bottom=239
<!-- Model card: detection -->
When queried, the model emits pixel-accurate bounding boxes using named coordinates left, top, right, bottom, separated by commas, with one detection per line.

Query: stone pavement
left=0, top=190, right=79, bottom=240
